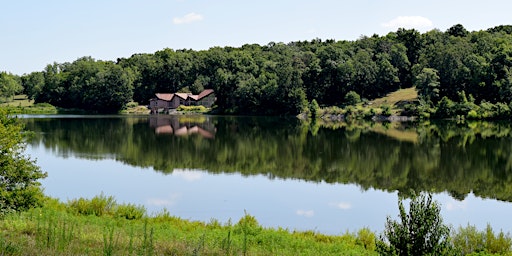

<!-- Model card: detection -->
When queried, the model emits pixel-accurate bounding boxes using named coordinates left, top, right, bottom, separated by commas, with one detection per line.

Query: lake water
left=21, top=115, right=512, bottom=235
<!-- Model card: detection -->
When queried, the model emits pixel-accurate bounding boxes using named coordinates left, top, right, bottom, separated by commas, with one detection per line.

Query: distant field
left=0, top=94, right=34, bottom=107
left=370, top=87, right=418, bottom=108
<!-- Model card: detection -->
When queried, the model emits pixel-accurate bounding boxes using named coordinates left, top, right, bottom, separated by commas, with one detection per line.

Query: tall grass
left=3, top=194, right=510, bottom=255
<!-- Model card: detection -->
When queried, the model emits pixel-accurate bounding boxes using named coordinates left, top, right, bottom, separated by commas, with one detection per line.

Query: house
left=149, top=89, right=215, bottom=114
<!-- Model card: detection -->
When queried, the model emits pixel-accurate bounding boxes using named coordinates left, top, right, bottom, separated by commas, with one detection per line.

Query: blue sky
left=2, top=0, right=512, bottom=75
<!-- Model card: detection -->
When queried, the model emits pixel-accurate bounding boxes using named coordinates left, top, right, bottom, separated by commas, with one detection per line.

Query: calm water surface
left=22, top=115, right=512, bottom=235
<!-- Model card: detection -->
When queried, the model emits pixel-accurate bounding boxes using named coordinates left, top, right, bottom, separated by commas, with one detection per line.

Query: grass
left=0, top=196, right=378, bottom=255
left=369, top=87, right=418, bottom=109
left=0, top=95, right=58, bottom=114
left=0, top=94, right=34, bottom=107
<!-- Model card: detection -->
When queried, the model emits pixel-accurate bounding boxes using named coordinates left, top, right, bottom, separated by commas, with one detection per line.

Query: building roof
left=197, top=89, right=214, bottom=100
left=155, top=93, right=174, bottom=101
left=153, top=90, right=214, bottom=102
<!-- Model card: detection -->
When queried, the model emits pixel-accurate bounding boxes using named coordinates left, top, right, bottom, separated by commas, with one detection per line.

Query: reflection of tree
left=23, top=117, right=512, bottom=202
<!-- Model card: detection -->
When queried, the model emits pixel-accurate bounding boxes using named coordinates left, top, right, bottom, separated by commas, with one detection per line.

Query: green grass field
left=0, top=196, right=377, bottom=255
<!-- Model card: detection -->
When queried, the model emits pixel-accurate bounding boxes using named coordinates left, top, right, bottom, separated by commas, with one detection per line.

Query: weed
left=103, top=223, right=117, bottom=256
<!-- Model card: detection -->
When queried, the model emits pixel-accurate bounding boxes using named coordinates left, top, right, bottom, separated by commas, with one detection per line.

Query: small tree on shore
left=377, top=192, right=453, bottom=255
left=0, top=109, right=47, bottom=216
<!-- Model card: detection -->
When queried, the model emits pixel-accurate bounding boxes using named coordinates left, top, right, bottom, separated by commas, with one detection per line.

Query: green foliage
left=33, top=57, right=134, bottom=113
left=15, top=24, right=512, bottom=118
left=309, top=99, right=320, bottom=118
left=1, top=200, right=377, bottom=255
left=415, top=68, right=440, bottom=104
left=114, top=204, right=146, bottom=220
left=377, top=192, right=453, bottom=256
left=176, top=105, right=209, bottom=113
left=345, top=91, right=361, bottom=106
left=451, top=224, right=512, bottom=255
left=67, top=193, right=116, bottom=217
left=356, top=227, right=376, bottom=251
left=0, top=110, right=47, bottom=215
left=0, top=72, right=23, bottom=102
left=67, top=194, right=146, bottom=220
left=23, top=115, right=512, bottom=203
left=434, top=96, right=456, bottom=118
left=381, top=104, right=392, bottom=116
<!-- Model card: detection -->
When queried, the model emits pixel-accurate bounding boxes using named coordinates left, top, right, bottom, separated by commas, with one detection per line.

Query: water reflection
left=21, top=115, right=512, bottom=234
left=22, top=116, right=512, bottom=203
left=149, top=116, right=216, bottom=138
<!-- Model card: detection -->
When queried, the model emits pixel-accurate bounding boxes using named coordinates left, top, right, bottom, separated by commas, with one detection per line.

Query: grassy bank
left=0, top=95, right=58, bottom=114
left=0, top=196, right=376, bottom=255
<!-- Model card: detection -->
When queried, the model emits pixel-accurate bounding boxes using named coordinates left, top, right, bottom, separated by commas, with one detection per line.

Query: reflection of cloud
left=446, top=200, right=467, bottom=211
left=173, top=12, right=203, bottom=24
left=173, top=169, right=203, bottom=181
left=329, top=202, right=352, bottom=210
left=296, top=209, right=315, bottom=217
left=381, top=16, right=433, bottom=30
left=147, top=193, right=181, bottom=207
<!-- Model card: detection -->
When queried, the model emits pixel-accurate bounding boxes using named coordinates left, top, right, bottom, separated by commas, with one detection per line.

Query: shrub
left=356, top=227, right=376, bottom=251
left=345, top=91, right=361, bottom=106
left=309, top=99, right=320, bottom=118
left=451, top=223, right=512, bottom=255
left=381, top=104, right=392, bottom=116
left=114, top=204, right=146, bottom=220
left=177, top=105, right=208, bottom=113
left=377, top=192, right=453, bottom=255
left=0, top=109, right=47, bottom=215
left=68, top=194, right=116, bottom=217
left=125, top=102, right=139, bottom=108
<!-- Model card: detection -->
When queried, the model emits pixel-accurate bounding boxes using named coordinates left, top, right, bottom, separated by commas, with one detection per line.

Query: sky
left=1, top=0, right=512, bottom=75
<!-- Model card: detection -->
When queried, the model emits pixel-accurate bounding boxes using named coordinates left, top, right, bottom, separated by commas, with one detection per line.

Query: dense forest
left=2, top=24, right=512, bottom=116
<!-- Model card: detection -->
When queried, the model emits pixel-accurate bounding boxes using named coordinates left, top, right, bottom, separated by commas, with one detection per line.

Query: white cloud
left=173, top=169, right=203, bottom=181
left=330, top=202, right=352, bottom=210
left=446, top=200, right=468, bottom=211
left=173, top=12, right=204, bottom=25
left=296, top=209, right=315, bottom=217
left=381, top=16, right=433, bottom=30
left=147, top=193, right=181, bottom=207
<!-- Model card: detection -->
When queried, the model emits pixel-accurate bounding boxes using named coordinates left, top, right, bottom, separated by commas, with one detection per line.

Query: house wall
left=198, top=94, right=215, bottom=107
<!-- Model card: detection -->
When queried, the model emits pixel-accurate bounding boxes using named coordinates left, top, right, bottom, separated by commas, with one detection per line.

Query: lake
left=21, top=115, right=512, bottom=235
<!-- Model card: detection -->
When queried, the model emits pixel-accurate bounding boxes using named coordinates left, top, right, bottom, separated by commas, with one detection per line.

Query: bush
left=0, top=110, right=47, bottom=215
left=309, top=99, right=320, bottom=118
left=176, top=105, right=208, bottom=113
left=114, top=204, right=146, bottom=220
left=377, top=192, right=453, bottom=255
left=381, top=104, right=392, bottom=116
left=452, top=224, right=512, bottom=255
left=345, top=91, right=361, bottom=106
left=67, top=194, right=116, bottom=217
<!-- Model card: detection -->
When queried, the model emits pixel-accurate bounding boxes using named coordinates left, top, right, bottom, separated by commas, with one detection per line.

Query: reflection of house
left=149, top=116, right=216, bottom=139
left=149, top=89, right=215, bottom=114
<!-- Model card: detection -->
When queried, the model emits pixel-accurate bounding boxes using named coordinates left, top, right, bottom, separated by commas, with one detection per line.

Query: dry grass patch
left=370, top=87, right=418, bottom=108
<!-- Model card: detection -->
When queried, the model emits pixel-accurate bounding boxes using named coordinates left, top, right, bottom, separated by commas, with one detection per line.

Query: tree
left=21, top=72, right=44, bottom=100
left=447, top=24, right=469, bottom=37
left=0, top=110, right=47, bottom=215
left=377, top=193, right=453, bottom=256
left=0, top=72, right=23, bottom=102
left=415, top=68, right=440, bottom=104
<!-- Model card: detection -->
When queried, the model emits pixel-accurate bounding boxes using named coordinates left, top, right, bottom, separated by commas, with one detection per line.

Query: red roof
left=155, top=93, right=174, bottom=101
left=197, top=89, right=214, bottom=100
left=154, top=90, right=214, bottom=101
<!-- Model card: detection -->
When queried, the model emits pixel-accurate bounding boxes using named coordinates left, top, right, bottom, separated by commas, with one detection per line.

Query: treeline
left=5, top=24, right=512, bottom=115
